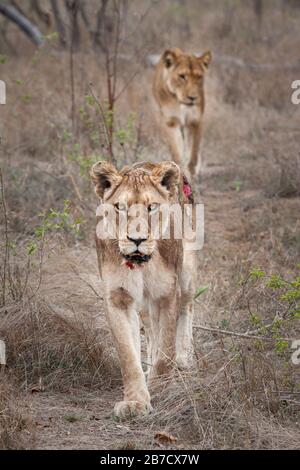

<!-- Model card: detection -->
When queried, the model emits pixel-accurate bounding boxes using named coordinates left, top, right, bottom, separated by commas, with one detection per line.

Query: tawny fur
left=91, top=161, right=197, bottom=419
left=153, top=48, right=211, bottom=177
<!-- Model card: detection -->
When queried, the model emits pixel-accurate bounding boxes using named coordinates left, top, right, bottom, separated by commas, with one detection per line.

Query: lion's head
left=160, top=48, right=211, bottom=106
left=91, top=161, right=182, bottom=267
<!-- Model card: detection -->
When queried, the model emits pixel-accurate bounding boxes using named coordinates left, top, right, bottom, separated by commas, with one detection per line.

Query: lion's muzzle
left=119, top=236, right=156, bottom=266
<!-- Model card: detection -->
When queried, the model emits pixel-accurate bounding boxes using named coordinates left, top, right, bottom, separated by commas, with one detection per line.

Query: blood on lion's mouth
left=123, top=251, right=152, bottom=266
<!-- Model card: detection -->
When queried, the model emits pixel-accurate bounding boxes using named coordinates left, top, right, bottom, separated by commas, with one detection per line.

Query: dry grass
left=0, top=0, right=300, bottom=449
left=0, top=375, right=34, bottom=449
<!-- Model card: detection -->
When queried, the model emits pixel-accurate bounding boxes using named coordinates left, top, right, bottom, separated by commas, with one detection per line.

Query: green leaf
left=220, top=319, right=230, bottom=329
left=27, top=242, right=37, bottom=256
left=21, top=94, right=32, bottom=104
left=266, top=274, right=287, bottom=289
left=250, top=313, right=261, bottom=325
left=231, top=180, right=242, bottom=192
left=44, top=32, right=59, bottom=41
left=275, top=339, right=289, bottom=354
left=249, top=267, right=265, bottom=280
left=194, top=285, right=209, bottom=300
left=85, top=94, right=94, bottom=106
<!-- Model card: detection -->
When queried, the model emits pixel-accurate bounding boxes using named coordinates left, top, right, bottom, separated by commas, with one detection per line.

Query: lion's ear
left=90, top=161, right=121, bottom=199
left=198, top=50, right=212, bottom=70
left=162, top=48, right=182, bottom=68
left=151, top=161, right=180, bottom=194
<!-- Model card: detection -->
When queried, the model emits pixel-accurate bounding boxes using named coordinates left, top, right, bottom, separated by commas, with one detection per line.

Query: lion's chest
left=162, top=102, right=201, bottom=127
left=103, top=259, right=175, bottom=310
left=179, top=104, right=201, bottom=126
left=143, top=259, right=175, bottom=302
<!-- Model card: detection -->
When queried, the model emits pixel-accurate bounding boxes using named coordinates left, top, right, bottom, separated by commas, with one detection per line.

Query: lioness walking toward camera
left=91, top=161, right=197, bottom=419
left=153, top=48, right=211, bottom=177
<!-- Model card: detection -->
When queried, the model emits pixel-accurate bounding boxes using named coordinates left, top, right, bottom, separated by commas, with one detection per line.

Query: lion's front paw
left=114, top=400, right=152, bottom=420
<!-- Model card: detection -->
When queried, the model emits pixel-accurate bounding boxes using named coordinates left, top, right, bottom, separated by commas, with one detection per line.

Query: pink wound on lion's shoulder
left=183, top=183, right=192, bottom=197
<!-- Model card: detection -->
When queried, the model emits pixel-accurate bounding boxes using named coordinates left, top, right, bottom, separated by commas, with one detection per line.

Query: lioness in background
left=153, top=48, right=211, bottom=177
left=91, top=160, right=196, bottom=419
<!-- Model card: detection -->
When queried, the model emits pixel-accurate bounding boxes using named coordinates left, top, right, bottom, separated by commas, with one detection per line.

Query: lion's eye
left=148, top=203, right=159, bottom=214
left=115, top=203, right=126, bottom=212
left=179, top=74, right=186, bottom=81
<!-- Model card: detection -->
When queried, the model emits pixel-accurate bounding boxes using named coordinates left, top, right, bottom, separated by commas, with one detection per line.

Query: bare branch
left=65, top=0, right=81, bottom=51
left=31, top=0, right=51, bottom=27
left=93, top=0, right=110, bottom=51
left=0, top=3, right=44, bottom=46
left=50, top=0, right=67, bottom=46
left=78, top=1, right=92, bottom=37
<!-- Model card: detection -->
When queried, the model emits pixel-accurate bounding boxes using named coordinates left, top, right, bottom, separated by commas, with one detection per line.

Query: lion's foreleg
left=176, top=300, right=194, bottom=369
left=106, top=297, right=152, bottom=419
left=163, top=121, right=184, bottom=165
left=176, top=251, right=196, bottom=369
left=187, top=121, right=202, bottom=177
left=139, top=309, right=154, bottom=377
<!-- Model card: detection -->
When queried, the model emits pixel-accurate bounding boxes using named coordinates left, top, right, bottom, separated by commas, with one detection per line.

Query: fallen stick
left=194, top=323, right=289, bottom=342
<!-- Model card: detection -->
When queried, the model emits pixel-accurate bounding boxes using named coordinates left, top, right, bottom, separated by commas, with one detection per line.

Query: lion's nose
left=188, top=95, right=197, bottom=102
left=127, top=237, right=147, bottom=246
